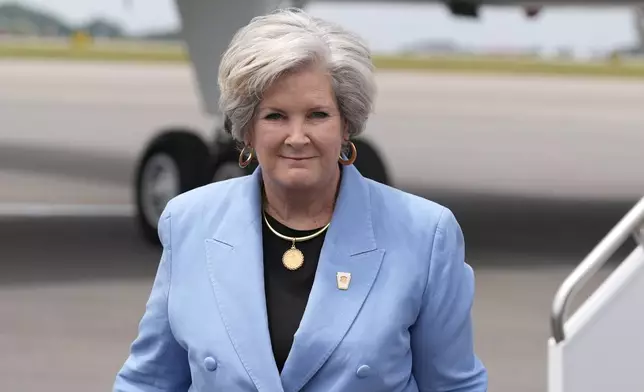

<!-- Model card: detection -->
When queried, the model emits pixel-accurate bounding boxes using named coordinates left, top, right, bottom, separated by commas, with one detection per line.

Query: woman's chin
left=275, top=169, right=321, bottom=190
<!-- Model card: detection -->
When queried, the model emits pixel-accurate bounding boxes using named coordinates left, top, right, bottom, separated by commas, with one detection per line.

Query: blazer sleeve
left=410, top=208, right=488, bottom=392
left=113, top=206, right=191, bottom=392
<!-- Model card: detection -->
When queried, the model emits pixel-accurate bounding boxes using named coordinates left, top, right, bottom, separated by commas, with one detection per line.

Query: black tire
left=352, top=138, right=390, bottom=186
left=134, top=130, right=211, bottom=245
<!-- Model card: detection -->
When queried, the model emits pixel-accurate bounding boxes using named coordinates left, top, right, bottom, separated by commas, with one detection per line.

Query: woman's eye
left=265, top=113, right=283, bottom=120
left=310, top=111, right=329, bottom=119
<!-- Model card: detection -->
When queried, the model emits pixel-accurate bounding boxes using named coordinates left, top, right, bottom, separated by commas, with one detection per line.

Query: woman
left=114, top=8, right=487, bottom=392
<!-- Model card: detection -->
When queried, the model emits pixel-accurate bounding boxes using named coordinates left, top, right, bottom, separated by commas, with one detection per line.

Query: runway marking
left=0, top=203, right=134, bottom=218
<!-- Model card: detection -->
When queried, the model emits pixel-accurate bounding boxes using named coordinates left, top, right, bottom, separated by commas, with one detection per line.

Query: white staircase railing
left=548, top=197, right=644, bottom=392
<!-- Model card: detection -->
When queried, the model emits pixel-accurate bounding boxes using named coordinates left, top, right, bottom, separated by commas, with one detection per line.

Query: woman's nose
left=285, top=119, right=309, bottom=146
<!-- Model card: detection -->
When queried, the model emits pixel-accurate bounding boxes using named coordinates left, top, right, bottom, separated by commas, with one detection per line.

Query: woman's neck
left=262, top=169, right=341, bottom=231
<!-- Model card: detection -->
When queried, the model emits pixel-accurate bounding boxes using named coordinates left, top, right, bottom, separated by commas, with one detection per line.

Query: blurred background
left=1, top=1, right=643, bottom=391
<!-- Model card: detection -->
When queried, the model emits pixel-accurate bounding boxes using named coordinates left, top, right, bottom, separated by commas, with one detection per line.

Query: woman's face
left=249, top=65, right=347, bottom=192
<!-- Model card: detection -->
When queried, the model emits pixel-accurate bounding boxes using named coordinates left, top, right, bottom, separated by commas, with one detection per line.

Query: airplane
left=129, top=1, right=644, bottom=391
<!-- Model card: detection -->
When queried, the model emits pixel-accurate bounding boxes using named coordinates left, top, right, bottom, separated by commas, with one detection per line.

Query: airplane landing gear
left=134, top=129, right=212, bottom=244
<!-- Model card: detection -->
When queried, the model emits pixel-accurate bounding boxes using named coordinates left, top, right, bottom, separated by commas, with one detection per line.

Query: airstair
left=548, top=196, right=644, bottom=391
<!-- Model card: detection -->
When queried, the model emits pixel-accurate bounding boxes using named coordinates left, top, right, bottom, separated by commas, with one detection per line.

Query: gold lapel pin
left=336, top=272, right=351, bottom=290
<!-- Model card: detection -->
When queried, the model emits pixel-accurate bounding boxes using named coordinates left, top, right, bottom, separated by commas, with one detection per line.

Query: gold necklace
left=262, top=212, right=330, bottom=271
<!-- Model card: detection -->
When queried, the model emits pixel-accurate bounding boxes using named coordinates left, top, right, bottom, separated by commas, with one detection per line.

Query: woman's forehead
left=266, top=67, right=332, bottom=93
left=259, top=72, right=336, bottom=110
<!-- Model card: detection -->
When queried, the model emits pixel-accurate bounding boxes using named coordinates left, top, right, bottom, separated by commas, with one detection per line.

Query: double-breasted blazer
left=113, top=164, right=487, bottom=392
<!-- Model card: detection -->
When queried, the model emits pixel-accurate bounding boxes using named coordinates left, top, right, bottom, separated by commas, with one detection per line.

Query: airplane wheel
left=135, top=131, right=210, bottom=245
left=352, top=138, right=390, bottom=186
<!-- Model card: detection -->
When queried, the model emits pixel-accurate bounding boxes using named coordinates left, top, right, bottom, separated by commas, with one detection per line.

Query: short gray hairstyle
left=217, top=8, right=376, bottom=143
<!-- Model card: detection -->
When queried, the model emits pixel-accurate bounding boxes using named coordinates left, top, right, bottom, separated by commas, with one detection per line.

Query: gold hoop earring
left=238, top=145, right=254, bottom=168
left=338, top=141, right=357, bottom=166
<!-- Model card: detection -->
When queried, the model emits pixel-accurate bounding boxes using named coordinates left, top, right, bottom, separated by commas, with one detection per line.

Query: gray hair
left=217, top=8, right=376, bottom=143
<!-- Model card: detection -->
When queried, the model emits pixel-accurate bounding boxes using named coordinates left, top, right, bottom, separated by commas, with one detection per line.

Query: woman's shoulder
left=366, top=179, right=454, bottom=225
left=162, top=175, right=249, bottom=221
left=364, top=179, right=463, bottom=249
left=364, top=180, right=468, bottom=289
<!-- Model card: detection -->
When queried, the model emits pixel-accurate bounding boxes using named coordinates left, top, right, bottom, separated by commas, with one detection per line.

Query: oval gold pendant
left=282, top=247, right=304, bottom=270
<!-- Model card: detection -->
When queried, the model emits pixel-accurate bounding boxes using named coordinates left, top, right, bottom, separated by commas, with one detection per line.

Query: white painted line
left=0, top=203, right=134, bottom=218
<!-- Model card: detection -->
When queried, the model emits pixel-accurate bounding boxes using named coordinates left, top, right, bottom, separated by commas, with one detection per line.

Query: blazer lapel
left=204, top=168, right=284, bottom=392
left=280, top=165, right=386, bottom=392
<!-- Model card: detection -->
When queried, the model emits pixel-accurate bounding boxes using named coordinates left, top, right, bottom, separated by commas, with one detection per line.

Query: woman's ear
left=342, top=120, right=350, bottom=141
left=243, top=126, right=253, bottom=148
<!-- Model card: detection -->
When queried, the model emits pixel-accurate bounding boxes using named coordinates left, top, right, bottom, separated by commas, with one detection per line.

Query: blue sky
left=2, top=0, right=640, bottom=56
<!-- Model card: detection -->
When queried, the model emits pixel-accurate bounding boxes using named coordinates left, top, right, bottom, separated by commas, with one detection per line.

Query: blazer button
left=204, top=357, right=218, bottom=372
left=356, top=364, right=372, bottom=378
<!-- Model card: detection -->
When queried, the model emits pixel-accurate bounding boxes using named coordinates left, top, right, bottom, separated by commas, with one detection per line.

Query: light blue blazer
left=114, top=164, right=487, bottom=392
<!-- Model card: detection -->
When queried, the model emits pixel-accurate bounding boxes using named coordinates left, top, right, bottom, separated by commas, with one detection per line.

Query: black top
left=261, top=212, right=327, bottom=373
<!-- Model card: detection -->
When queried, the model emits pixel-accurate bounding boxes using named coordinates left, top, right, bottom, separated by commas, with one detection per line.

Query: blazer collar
left=204, top=165, right=384, bottom=392
left=209, top=164, right=377, bottom=254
